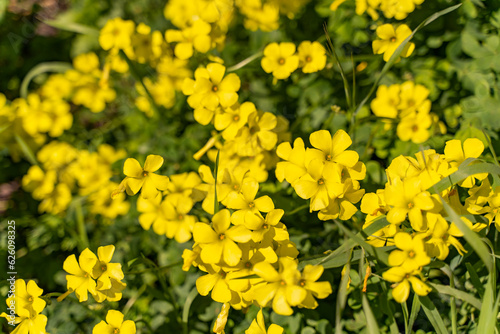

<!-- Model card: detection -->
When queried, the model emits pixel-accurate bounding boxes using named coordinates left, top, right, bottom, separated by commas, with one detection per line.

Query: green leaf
left=408, top=295, right=421, bottom=334
left=430, top=160, right=500, bottom=194
left=43, top=19, right=99, bottom=35
left=465, top=262, right=485, bottom=298
left=334, top=220, right=389, bottom=265
left=362, top=294, right=380, bottom=334
left=298, top=216, right=390, bottom=269
left=476, top=276, right=499, bottom=333
left=428, top=283, right=482, bottom=309
left=439, top=197, right=494, bottom=273
left=417, top=295, right=449, bottom=334
left=14, top=134, right=38, bottom=165
left=20, top=62, right=72, bottom=99
left=214, top=150, right=220, bottom=214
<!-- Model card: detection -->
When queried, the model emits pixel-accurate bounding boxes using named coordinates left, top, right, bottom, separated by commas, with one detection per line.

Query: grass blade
left=20, top=62, right=72, bottom=98
left=213, top=150, right=220, bottom=214
left=428, top=283, right=481, bottom=309
left=298, top=216, right=389, bottom=269
left=408, top=295, right=421, bottom=334
left=417, top=295, right=449, bottom=334
left=362, top=294, right=381, bottom=334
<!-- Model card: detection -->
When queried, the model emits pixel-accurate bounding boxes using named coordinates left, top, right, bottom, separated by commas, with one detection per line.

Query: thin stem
left=284, top=203, right=309, bottom=216
left=119, top=50, right=159, bottom=115
left=450, top=271, right=458, bottom=334
left=227, top=51, right=263, bottom=72
left=402, top=300, right=409, bottom=334
left=125, top=261, right=183, bottom=275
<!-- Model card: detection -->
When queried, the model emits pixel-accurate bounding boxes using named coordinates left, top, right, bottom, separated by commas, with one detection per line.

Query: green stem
left=402, top=300, right=409, bottom=334
left=227, top=51, right=263, bottom=72
left=450, top=271, right=458, bottom=334
left=125, top=261, right=182, bottom=275
left=284, top=203, right=309, bottom=216
left=14, top=134, right=38, bottom=166
left=122, top=283, right=147, bottom=316
left=75, top=201, right=89, bottom=250
left=119, top=50, right=159, bottom=115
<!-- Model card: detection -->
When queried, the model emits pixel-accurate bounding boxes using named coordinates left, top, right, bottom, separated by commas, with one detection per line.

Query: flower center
left=248, top=202, right=255, bottom=208
left=318, top=178, right=325, bottom=185
left=408, top=251, right=415, bottom=258
left=233, top=115, right=240, bottom=122
left=263, top=224, right=269, bottom=229
left=407, top=202, right=414, bottom=209
left=412, top=125, right=418, bottom=132
left=143, top=171, right=148, bottom=177
left=245, top=262, right=252, bottom=268
left=325, top=154, right=332, bottom=161
left=390, top=37, right=396, bottom=42
left=233, top=184, right=239, bottom=191
left=299, top=279, right=306, bottom=286
left=28, top=296, right=33, bottom=302
left=219, top=234, right=225, bottom=240
left=305, top=56, right=312, bottom=62
left=178, top=214, right=184, bottom=220
left=212, top=85, right=219, bottom=92
left=278, top=58, right=285, bottom=65
left=280, top=280, right=286, bottom=286
left=101, top=264, right=107, bottom=272
left=407, top=99, right=416, bottom=107
left=114, top=329, right=120, bottom=334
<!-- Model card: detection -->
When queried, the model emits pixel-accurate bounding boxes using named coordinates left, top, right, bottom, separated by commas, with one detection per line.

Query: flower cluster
left=99, top=17, right=192, bottom=117
left=22, top=141, right=129, bottom=217
left=1, top=280, right=48, bottom=334
left=277, top=129, right=366, bottom=221
left=330, top=0, right=425, bottom=20
left=187, top=203, right=332, bottom=315
left=63, top=245, right=126, bottom=302
left=370, top=81, right=444, bottom=143
left=261, top=41, right=327, bottom=80
left=362, top=138, right=493, bottom=302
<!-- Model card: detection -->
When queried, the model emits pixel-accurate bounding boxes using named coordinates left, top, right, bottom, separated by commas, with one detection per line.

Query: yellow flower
left=196, top=266, right=240, bottom=304
left=396, top=110, right=432, bottom=144
left=383, top=267, right=431, bottom=303
left=215, top=102, right=256, bottom=140
left=91, top=245, right=126, bottom=301
left=0, top=312, right=48, bottom=334
left=122, top=155, right=170, bottom=199
left=384, top=177, right=435, bottom=231
left=276, top=138, right=307, bottom=185
left=99, top=17, right=135, bottom=51
left=370, top=84, right=401, bottom=118
left=388, top=232, right=430, bottom=271
left=63, top=248, right=98, bottom=302
left=298, top=265, right=333, bottom=309
left=245, top=309, right=284, bottom=334
left=6, top=280, right=45, bottom=318
left=92, top=310, right=136, bottom=334
left=166, top=20, right=212, bottom=59
left=193, top=209, right=252, bottom=266
left=213, top=303, right=231, bottom=334
left=162, top=194, right=197, bottom=243
left=252, top=258, right=304, bottom=315
left=238, top=111, right=278, bottom=155
left=261, top=42, right=299, bottom=79
left=226, top=179, right=275, bottom=229
left=305, top=129, right=360, bottom=175
left=297, top=41, right=327, bottom=73
left=372, top=24, right=414, bottom=62
left=444, top=138, right=487, bottom=188
left=294, top=159, right=343, bottom=211
left=182, top=63, right=241, bottom=115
